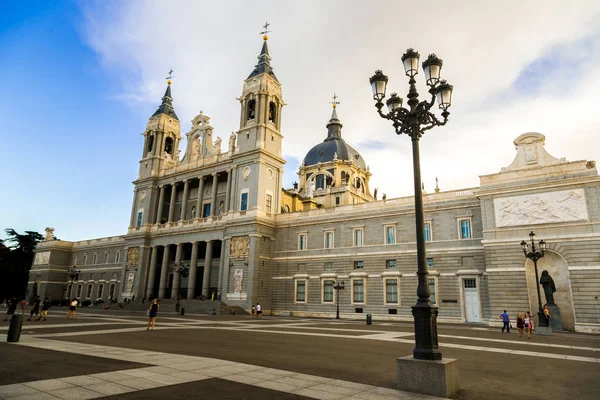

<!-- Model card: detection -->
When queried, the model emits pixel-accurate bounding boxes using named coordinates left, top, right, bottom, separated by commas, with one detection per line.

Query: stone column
left=155, top=185, right=165, bottom=224
left=202, top=240, right=213, bottom=297
left=224, top=169, right=232, bottom=213
left=221, top=237, right=231, bottom=296
left=129, top=189, right=138, bottom=227
left=217, top=239, right=226, bottom=294
left=171, top=243, right=183, bottom=299
left=210, top=173, right=218, bottom=216
left=158, top=245, right=170, bottom=299
left=229, top=167, right=237, bottom=212
left=167, top=182, right=177, bottom=222
left=196, top=176, right=204, bottom=218
left=187, top=242, right=199, bottom=299
left=181, top=179, right=190, bottom=220
left=146, top=246, right=159, bottom=297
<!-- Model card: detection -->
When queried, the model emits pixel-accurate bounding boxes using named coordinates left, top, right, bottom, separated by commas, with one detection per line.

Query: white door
left=463, top=279, right=481, bottom=322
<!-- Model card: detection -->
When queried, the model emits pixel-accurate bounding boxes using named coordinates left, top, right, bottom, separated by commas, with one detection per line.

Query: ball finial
left=167, top=79, right=172, bottom=85
left=263, top=34, right=269, bottom=41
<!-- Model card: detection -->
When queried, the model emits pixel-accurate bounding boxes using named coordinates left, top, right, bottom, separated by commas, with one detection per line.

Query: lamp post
left=369, top=49, right=453, bottom=361
left=67, top=266, right=80, bottom=299
left=174, top=262, right=189, bottom=299
left=333, top=280, right=345, bottom=319
left=521, top=231, right=548, bottom=327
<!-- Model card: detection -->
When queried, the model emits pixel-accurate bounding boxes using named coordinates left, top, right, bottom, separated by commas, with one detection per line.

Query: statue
left=540, top=270, right=556, bottom=305
left=44, top=227, right=55, bottom=241
left=374, top=188, right=378, bottom=200
left=218, top=201, right=225, bottom=215
left=192, top=138, right=201, bottom=158
left=229, top=132, right=236, bottom=154
left=214, top=136, right=222, bottom=154
left=233, top=269, right=243, bottom=293
left=382, top=193, right=387, bottom=200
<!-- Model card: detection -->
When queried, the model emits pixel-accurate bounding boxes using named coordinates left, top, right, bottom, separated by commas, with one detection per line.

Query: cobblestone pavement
left=1, top=309, right=599, bottom=399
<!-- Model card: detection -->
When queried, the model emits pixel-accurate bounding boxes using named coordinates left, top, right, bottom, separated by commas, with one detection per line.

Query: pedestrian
left=37, top=297, right=50, bottom=321
left=500, top=310, right=510, bottom=333
left=251, top=304, right=256, bottom=318
left=3, top=297, right=17, bottom=321
left=147, top=298, right=159, bottom=331
left=28, top=296, right=41, bottom=321
left=543, top=305, right=551, bottom=324
left=516, top=312, right=524, bottom=337
left=256, top=303, right=262, bottom=319
left=67, top=298, right=78, bottom=319
left=524, top=311, right=536, bottom=339
left=20, top=299, right=27, bottom=314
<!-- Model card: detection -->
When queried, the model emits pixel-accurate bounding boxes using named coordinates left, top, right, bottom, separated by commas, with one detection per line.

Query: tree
left=0, top=229, right=44, bottom=301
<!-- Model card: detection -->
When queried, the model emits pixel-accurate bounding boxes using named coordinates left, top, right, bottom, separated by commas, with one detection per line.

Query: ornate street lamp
left=67, top=266, right=80, bottom=299
left=521, top=231, right=548, bottom=327
left=174, top=262, right=190, bottom=300
left=333, top=280, right=345, bottom=319
left=369, top=49, right=453, bottom=361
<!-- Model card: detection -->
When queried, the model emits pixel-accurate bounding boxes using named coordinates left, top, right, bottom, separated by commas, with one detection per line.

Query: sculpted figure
left=233, top=269, right=243, bottom=293
left=540, top=270, right=556, bottom=305
left=44, top=227, right=55, bottom=241
left=229, top=132, right=236, bottom=154
left=214, top=136, right=222, bottom=154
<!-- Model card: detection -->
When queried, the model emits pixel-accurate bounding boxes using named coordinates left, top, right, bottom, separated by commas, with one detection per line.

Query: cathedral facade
left=29, top=36, right=600, bottom=333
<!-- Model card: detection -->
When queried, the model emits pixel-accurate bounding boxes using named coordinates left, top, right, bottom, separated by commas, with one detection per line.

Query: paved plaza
left=0, top=309, right=599, bottom=400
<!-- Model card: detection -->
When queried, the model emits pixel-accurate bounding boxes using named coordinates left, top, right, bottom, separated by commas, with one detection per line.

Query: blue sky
left=2, top=1, right=599, bottom=242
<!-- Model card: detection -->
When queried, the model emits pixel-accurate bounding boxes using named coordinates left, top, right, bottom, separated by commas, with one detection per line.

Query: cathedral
left=29, top=34, right=600, bottom=333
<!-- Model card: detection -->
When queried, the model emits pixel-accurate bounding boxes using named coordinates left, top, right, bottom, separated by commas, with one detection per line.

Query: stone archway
left=524, top=250, right=575, bottom=331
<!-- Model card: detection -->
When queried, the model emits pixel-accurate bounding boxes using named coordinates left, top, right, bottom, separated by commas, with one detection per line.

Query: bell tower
left=236, top=29, right=284, bottom=158
left=139, top=80, right=181, bottom=180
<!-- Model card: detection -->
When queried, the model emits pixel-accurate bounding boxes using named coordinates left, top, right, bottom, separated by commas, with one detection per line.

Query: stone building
left=29, top=35, right=600, bottom=333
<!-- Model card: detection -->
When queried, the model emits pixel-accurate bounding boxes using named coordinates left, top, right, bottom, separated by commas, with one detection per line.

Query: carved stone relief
left=233, top=269, right=244, bottom=293
left=230, top=236, right=250, bottom=258
left=34, top=251, right=50, bottom=265
left=494, top=189, right=588, bottom=227
left=127, top=247, right=140, bottom=266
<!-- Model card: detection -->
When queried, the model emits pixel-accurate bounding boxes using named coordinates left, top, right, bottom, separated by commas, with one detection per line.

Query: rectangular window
left=323, top=280, right=334, bottom=303
left=83, top=255, right=88, bottom=265
left=353, top=279, right=365, bottom=304
left=93, top=254, right=98, bottom=265
left=73, top=255, right=77, bottom=265
left=76, top=284, right=83, bottom=298
left=459, top=218, right=471, bottom=239
left=265, top=193, right=273, bottom=213
left=424, top=222, right=432, bottom=242
left=97, top=284, right=104, bottom=299
left=115, top=251, right=120, bottom=263
left=385, top=279, right=399, bottom=304
left=353, top=228, right=363, bottom=247
left=385, top=225, right=395, bottom=244
left=428, top=278, right=437, bottom=305
left=240, top=192, right=248, bottom=211
left=298, top=233, right=307, bottom=250
left=426, top=258, right=434, bottom=267
left=386, top=259, right=396, bottom=269
left=104, top=253, right=109, bottom=263
left=354, top=261, right=364, bottom=269
left=203, top=203, right=211, bottom=218
left=109, top=283, right=116, bottom=300
left=324, top=262, right=333, bottom=270
left=295, top=280, right=306, bottom=303
left=335, top=196, right=340, bottom=206
left=86, top=284, right=93, bottom=298
left=136, top=211, right=143, bottom=227
left=324, top=231, right=334, bottom=249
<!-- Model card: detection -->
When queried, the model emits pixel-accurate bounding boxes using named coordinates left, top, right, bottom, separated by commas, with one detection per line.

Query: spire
left=326, top=93, right=343, bottom=139
left=151, top=81, right=179, bottom=121
left=247, top=23, right=278, bottom=82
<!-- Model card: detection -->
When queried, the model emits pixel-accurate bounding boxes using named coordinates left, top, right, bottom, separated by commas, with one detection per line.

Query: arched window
left=341, top=171, right=346, bottom=183
left=315, top=174, right=325, bottom=190
left=269, top=102, right=276, bottom=123
left=165, top=137, right=174, bottom=154
left=247, top=99, right=256, bottom=120
left=147, top=135, right=154, bottom=153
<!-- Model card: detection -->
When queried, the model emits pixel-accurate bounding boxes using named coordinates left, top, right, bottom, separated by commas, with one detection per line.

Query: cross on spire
left=330, top=93, right=340, bottom=109
left=166, top=69, right=174, bottom=80
left=260, top=21, right=271, bottom=36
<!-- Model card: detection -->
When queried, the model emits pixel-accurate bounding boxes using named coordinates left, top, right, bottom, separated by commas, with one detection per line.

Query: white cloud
left=80, top=0, right=600, bottom=198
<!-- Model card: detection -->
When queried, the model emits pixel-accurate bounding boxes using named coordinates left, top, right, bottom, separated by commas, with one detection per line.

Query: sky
left=1, top=0, right=599, bottom=242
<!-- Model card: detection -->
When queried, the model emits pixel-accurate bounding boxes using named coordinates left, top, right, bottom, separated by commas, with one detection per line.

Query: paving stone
left=5, top=392, right=61, bottom=400
left=23, top=379, right=75, bottom=391
left=84, top=382, right=136, bottom=396
left=58, top=376, right=106, bottom=386
left=293, top=387, right=347, bottom=400
left=118, top=377, right=166, bottom=390
left=256, top=380, right=301, bottom=393
left=47, top=387, right=102, bottom=400
left=0, top=384, right=40, bottom=398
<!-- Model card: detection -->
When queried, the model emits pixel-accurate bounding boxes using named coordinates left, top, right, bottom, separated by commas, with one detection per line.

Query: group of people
left=500, top=305, right=551, bottom=339
left=2, top=296, right=51, bottom=321
left=251, top=303, right=262, bottom=319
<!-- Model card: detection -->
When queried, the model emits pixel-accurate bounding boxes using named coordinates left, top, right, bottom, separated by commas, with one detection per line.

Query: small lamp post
left=369, top=49, right=453, bottom=361
left=174, top=263, right=189, bottom=299
left=333, top=280, right=345, bottom=319
left=67, top=266, right=80, bottom=299
left=521, top=231, right=548, bottom=327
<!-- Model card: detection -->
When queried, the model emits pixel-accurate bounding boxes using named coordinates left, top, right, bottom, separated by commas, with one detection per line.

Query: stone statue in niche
left=192, top=137, right=201, bottom=159
left=218, top=201, right=225, bottom=215
left=44, top=227, right=55, bottom=241
left=229, top=132, right=236, bottom=154
left=191, top=205, right=196, bottom=219
left=233, top=269, right=243, bottom=293
left=540, top=270, right=556, bottom=305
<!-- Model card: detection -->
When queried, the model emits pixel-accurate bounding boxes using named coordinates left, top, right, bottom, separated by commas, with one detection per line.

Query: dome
left=302, top=107, right=366, bottom=170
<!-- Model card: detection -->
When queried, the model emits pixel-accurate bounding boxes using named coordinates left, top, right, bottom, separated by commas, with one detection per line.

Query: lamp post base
left=397, top=356, right=460, bottom=397
left=412, top=303, right=442, bottom=360
left=535, top=325, right=552, bottom=336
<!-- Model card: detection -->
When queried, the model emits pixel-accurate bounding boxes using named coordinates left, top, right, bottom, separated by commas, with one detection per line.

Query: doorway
left=463, top=278, right=481, bottom=322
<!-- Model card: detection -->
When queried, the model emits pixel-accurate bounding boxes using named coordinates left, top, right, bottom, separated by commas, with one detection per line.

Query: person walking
left=516, top=312, right=524, bottom=337
left=251, top=304, right=256, bottom=318
left=543, top=305, right=551, bottom=325
left=147, top=299, right=159, bottom=331
left=37, top=297, right=50, bottom=321
left=3, top=297, right=17, bottom=321
left=67, top=298, right=78, bottom=319
left=500, top=310, right=510, bottom=333
left=28, top=296, right=41, bottom=321
left=524, top=312, right=536, bottom=339
left=256, top=303, right=262, bottom=319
